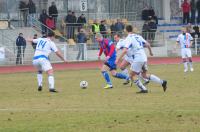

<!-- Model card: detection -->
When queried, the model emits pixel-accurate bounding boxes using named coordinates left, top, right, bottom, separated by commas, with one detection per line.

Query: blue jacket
left=16, top=36, right=26, bottom=47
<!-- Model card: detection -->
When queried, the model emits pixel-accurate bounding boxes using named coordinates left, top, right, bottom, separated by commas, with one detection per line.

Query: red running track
left=0, top=57, right=200, bottom=74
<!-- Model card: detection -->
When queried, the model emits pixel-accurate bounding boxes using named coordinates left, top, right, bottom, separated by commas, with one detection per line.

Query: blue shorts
left=104, top=56, right=117, bottom=71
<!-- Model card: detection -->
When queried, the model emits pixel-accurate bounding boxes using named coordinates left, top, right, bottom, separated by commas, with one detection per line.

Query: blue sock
left=115, top=73, right=129, bottom=80
left=102, top=71, right=112, bottom=85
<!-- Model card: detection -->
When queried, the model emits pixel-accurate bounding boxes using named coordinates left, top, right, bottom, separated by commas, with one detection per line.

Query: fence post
left=84, top=43, right=87, bottom=61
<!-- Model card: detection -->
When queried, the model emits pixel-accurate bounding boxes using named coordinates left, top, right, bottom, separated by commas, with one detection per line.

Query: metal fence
left=0, top=38, right=200, bottom=66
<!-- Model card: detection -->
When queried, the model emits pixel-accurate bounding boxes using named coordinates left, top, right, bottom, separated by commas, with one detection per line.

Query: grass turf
left=0, top=63, right=200, bottom=132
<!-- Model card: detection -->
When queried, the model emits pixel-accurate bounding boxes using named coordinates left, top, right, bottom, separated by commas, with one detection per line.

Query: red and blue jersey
left=98, top=38, right=116, bottom=58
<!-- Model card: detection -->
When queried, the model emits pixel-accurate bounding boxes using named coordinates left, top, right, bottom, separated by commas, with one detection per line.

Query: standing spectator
left=99, top=20, right=107, bottom=37
left=148, top=16, right=157, bottom=41
left=77, top=14, right=86, bottom=32
left=46, top=15, right=55, bottom=33
left=65, top=10, right=74, bottom=39
left=115, top=19, right=124, bottom=34
left=92, top=20, right=100, bottom=43
left=149, top=6, right=155, bottom=18
left=197, top=0, right=200, bottom=23
left=26, top=0, right=36, bottom=26
left=142, top=21, right=150, bottom=40
left=16, top=33, right=26, bottom=65
left=181, top=0, right=191, bottom=24
left=76, top=29, right=87, bottom=60
left=110, top=20, right=116, bottom=39
left=19, top=0, right=28, bottom=27
left=190, top=0, right=196, bottom=24
left=141, top=6, right=150, bottom=21
left=48, top=2, right=58, bottom=26
left=39, top=9, right=48, bottom=34
left=32, top=34, right=37, bottom=50
left=71, top=12, right=77, bottom=39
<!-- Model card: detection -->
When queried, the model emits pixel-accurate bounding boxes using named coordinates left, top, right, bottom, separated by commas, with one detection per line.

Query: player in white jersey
left=176, top=27, right=194, bottom=72
left=114, top=33, right=149, bottom=85
left=116, top=25, right=167, bottom=93
left=28, top=32, right=66, bottom=92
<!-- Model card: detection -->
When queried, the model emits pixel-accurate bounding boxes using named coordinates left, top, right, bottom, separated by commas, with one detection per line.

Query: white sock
left=134, top=79, right=147, bottom=91
left=189, top=62, right=193, bottom=69
left=121, top=69, right=129, bottom=76
left=37, top=74, right=43, bottom=86
left=139, top=73, right=149, bottom=82
left=184, top=62, right=188, bottom=70
left=149, top=74, right=163, bottom=85
left=48, top=76, right=55, bottom=89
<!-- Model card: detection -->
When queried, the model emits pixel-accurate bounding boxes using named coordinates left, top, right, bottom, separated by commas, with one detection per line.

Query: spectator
left=48, top=2, right=58, bottom=25
left=71, top=12, right=77, bottom=39
left=181, top=0, right=191, bottom=24
left=46, top=15, right=55, bottom=33
left=77, top=14, right=86, bottom=32
left=65, top=10, right=74, bottom=39
left=186, top=23, right=193, bottom=33
left=149, top=6, right=155, bottom=18
left=142, top=21, right=150, bottom=40
left=31, top=34, right=37, bottom=50
left=76, top=29, right=87, bottom=60
left=92, top=19, right=100, bottom=34
left=26, top=0, right=36, bottom=26
left=148, top=16, right=157, bottom=41
left=99, top=20, right=107, bottom=37
left=19, top=0, right=28, bottom=27
left=16, top=33, right=26, bottom=65
left=197, top=0, right=200, bottom=23
left=190, top=0, right=196, bottom=24
left=110, top=20, right=116, bottom=39
left=141, top=6, right=150, bottom=21
left=115, top=19, right=124, bottom=33
left=39, top=9, right=48, bottom=34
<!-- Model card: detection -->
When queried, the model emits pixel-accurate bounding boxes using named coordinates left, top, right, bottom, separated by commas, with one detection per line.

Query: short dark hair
left=19, top=33, right=23, bottom=35
left=114, top=32, right=122, bottom=38
left=126, top=25, right=133, bottom=32
left=48, top=32, right=55, bottom=37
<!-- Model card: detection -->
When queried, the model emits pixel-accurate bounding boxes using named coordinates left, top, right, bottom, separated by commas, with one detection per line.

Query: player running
left=28, top=32, right=66, bottom=92
left=95, top=33, right=130, bottom=89
left=116, top=25, right=167, bottom=93
left=176, top=27, right=194, bottom=72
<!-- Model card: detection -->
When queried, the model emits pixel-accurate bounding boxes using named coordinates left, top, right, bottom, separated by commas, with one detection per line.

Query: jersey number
left=37, top=40, right=47, bottom=49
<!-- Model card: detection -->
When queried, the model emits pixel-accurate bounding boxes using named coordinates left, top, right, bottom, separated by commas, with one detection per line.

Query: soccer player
left=95, top=33, right=129, bottom=89
left=176, top=27, right=194, bottom=72
left=116, top=25, right=167, bottom=93
left=114, top=33, right=149, bottom=85
left=28, top=32, right=66, bottom=92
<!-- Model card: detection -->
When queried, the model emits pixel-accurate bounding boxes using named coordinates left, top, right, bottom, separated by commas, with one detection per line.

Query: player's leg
left=101, top=64, right=113, bottom=89
left=182, top=49, right=188, bottom=72
left=42, top=60, right=57, bottom=92
left=187, top=49, right=194, bottom=71
left=119, top=59, right=130, bottom=85
left=130, top=62, right=148, bottom=93
left=33, top=59, right=43, bottom=91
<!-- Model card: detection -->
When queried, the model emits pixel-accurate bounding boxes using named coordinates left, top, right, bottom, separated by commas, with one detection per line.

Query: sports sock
left=134, top=79, right=147, bottom=91
left=149, top=74, right=163, bottom=85
left=101, top=71, right=112, bottom=85
left=184, top=62, right=188, bottom=70
left=48, top=76, right=55, bottom=89
left=189, top=62, right=193, bottom=69
left=115, top=73, right=129, bottom=80
left=37, top=74, right=43, bottom=87
left=139, top=73, right=149, bottom=82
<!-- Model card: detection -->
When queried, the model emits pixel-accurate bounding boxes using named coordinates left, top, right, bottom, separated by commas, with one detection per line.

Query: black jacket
left=27, top=2, right=36, bottom=14
left=49, top=5, right=58, bottom=17
left=16, top=36, right=26, bottom=47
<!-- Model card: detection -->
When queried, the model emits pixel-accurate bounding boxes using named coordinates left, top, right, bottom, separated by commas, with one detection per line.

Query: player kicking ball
left=28, top=32, right=66, bottom=92
left=116, top=25, right=167, bottom=93
left=175, top=27, right=194, bottom=72
left=96, top=33, right=130, bottom=89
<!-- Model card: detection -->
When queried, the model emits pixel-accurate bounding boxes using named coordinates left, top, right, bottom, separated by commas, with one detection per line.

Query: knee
left=182, top=58, right=187, bottom=62
left=38, top=71, right=43, bottom=74
left=189, top=58, right=192, bottom=62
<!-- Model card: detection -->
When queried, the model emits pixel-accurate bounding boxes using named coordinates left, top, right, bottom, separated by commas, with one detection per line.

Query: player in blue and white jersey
left=176, top=27, right=194, bottom=72
left=116, top=25, right=167, bottom=93
left=29, top=32, right=66, bottom=92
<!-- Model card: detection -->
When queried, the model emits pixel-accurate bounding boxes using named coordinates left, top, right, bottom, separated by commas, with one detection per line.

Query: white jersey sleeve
left=116, top=39, right=125, bottom=50
left=32, top=39, right=39, bottom=44
left=49, top=41, right=58, bottom=53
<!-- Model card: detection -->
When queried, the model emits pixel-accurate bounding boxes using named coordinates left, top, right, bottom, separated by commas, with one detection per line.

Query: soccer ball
left=80, top=81, right=88, bottom=89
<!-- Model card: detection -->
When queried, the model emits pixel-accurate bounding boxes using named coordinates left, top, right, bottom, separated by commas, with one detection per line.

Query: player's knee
left=47, top=69, right=54, bottom=76
left=188, top=58, right=192, bottom=62
left=182, top=58, right=187, bottom=62
left=38, top=71, right=42, bottom=74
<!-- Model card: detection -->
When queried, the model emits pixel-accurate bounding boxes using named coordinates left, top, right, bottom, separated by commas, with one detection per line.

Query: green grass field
left=0, top=63, right=200, bottom=132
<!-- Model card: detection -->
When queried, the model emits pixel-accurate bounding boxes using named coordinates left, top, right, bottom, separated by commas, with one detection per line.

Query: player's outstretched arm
left=115, top=48, right=127, bottom=64
left=55, top=50, right=67, bottom=63
left=145, top=42, right=153, bottom=56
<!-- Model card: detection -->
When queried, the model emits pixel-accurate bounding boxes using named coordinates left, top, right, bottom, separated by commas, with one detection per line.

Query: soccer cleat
left=123, top=80, right=130, bottom=85
left=38, top=86, right=42, bottom=91
left=143, top=80, right=150, bottom=86
left=103, top=84, right=113, bottom=89
left=162, top=80, right=167, bottom=92
left=184, top=69, right=188, bottom=72
left=136, top=90, right=148, bottom=94
left=49, top=89, right=58, bottom=93
left=190, top=68, right=194, bottom=72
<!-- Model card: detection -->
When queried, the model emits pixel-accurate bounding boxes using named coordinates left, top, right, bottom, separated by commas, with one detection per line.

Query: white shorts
left=130, top=61, right=148, bottom=73
left=181, top=48, right=192, bottom=58
left=32, top=58, right=52, bottom=72
left=124, top=55, right=133, bottom=64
